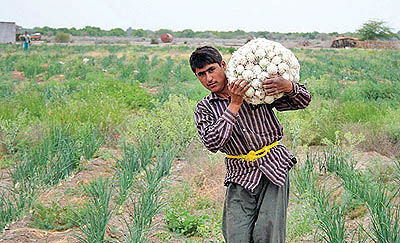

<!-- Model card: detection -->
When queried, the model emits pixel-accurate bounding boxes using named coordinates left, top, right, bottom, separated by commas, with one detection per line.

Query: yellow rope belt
left=226, top=141, right=279, bottom=162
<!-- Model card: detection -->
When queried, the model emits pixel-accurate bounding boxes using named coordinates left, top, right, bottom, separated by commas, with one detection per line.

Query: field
left=0, top=43, right=399, bottom=242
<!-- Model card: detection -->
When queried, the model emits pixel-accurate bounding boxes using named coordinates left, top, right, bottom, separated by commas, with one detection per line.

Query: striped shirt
left=194, top=82, right=312, bottom=191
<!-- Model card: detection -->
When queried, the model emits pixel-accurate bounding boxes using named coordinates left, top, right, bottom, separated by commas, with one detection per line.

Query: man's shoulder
left=196, top=92, right=214, bottom=104
left=195, top=92, right=222, bottom=114
left=195, top=94, right=210, bottom=110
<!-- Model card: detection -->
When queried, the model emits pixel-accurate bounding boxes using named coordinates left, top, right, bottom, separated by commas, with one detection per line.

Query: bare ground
left=31, top=36, right=334, bottom=49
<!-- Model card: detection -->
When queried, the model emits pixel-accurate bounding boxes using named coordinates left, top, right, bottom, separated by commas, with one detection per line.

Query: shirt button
left=243, top=129, right=246, bottom=132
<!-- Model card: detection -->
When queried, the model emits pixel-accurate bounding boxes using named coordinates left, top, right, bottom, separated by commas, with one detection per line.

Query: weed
left=165, top=209, right=207, bottom=237
left=29, top=201, right=79, bottom=231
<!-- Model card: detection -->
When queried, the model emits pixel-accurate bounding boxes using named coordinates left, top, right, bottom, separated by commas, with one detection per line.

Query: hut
left=0, top=21, right=16, bottom=43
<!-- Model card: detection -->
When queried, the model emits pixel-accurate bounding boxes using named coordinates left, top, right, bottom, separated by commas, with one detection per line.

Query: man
left=190, top=46, right=311, bottom=243
left=22, top=32, right=30, bottom=51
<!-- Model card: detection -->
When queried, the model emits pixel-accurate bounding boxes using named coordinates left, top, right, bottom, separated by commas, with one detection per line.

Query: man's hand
left=227, top=79, right=250, bottom=114
left=262, top=75, right=293, bottom=96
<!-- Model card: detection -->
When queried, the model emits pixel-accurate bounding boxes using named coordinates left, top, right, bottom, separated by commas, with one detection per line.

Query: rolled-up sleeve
left=272, top=82, right=312, bottom=111
left=194, top=103, right=238, bottom=153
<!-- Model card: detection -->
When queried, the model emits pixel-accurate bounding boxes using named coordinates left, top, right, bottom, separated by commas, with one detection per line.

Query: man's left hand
left=262, top=75, right=293, bottom=96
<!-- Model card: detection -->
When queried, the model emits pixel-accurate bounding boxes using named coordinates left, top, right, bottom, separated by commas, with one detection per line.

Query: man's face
left=195, top=61, right=227, bottom=94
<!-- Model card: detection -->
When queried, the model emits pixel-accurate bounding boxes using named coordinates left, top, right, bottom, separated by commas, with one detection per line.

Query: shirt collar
left=206, top=92, right=229, bottom=102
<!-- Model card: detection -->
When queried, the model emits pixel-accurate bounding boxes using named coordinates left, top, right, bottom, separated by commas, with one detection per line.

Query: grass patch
left=29, top=201, right=80, bottom=231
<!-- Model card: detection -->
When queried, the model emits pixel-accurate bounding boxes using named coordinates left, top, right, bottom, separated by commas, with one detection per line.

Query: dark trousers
left=222, top=175, right=289, bottom=243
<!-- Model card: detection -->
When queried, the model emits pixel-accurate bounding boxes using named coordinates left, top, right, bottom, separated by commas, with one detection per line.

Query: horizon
left=2, top=0, right=399, bottom=33
left=16, top=25, right=361, bottom=34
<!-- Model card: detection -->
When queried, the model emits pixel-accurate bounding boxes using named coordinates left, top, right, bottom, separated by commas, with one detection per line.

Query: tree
left=69, top=27, right=80, bottom=36
left=155, top=29, right=174, bottom=37
left=82, top=26, right=105, bottom=36
left=33, top=26, right=56, bottom=36
left=357, top=20, right=398, bottom=40
left=108, top=28, right=127, bottom=36
left=181, top=29, right=195, bottom=38
left=131, top=29, right=146, bottom=37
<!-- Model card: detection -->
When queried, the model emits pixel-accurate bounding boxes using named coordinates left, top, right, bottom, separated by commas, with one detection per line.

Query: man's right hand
left=227, top=79, right=250, bottom=114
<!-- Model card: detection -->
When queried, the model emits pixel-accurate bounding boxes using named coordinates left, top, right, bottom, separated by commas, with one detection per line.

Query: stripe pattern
left=194, top=82, right=312, bottom=191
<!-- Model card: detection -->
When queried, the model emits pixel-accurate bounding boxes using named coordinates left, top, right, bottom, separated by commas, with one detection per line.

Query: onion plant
left=80, top=126, right=104, bottom=160
left=75, top=178, right=113, bottom=243
left=291, top=153, right=317, bottom=198
left=114, top=143, right=141, bottom=205
left=314, top=187, right=349, bottom=242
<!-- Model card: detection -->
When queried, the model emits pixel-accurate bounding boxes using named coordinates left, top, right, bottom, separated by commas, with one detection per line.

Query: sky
left=1, top=0, right=399, bottom=33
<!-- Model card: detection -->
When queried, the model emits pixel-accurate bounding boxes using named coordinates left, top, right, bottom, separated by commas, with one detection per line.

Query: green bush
left=165, top=209, right=207, bottom=236
left=164, top=184, right=217, bottom=238
left=150, top=38, right=159, bottom=44
left=46, top=95, right=127, bottom=132
left=54, top=32, right=71, bottom=43
left=278, top=98, right=341, bottom=146
left=126, top=94, right=197, bottom=149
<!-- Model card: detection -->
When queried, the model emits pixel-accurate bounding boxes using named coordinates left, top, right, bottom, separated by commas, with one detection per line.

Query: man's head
left=190, top=46, right=228, bottom=95
left=189, top=46, right=223, bottom=73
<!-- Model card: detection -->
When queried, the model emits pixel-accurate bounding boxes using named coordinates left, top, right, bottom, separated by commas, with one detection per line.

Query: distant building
left=0, top=21, right=16, bottom=43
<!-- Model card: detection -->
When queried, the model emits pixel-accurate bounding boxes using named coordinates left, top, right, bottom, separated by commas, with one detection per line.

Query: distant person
left=22, top=32, right=30, bottom=51
left=190, top=46, right=312, bottom=243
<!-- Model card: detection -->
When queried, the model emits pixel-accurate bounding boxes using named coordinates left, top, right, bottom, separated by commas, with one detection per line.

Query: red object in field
left=161, top=33, right=173, bottom=43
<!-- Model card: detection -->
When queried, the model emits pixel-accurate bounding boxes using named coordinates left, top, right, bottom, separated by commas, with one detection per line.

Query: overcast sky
left=1, top=0, right=399, bottom=33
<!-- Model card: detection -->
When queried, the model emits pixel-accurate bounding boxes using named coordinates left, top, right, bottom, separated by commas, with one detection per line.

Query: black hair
left=189, top=46, right=223, bottom=73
